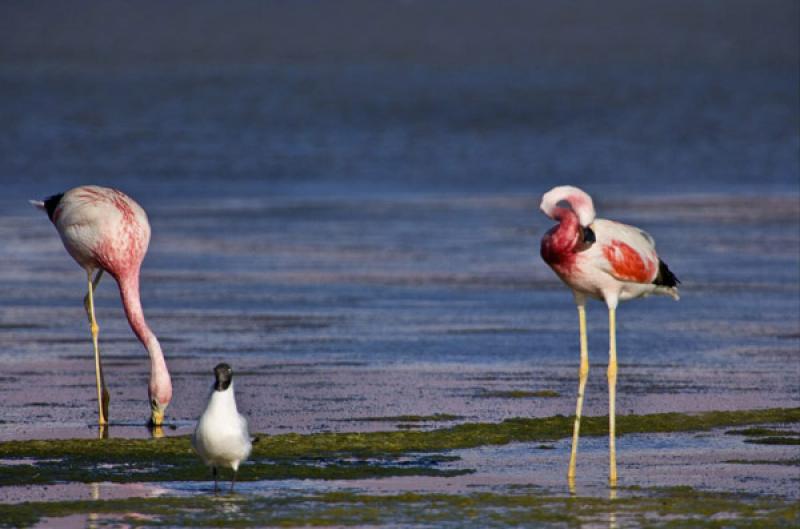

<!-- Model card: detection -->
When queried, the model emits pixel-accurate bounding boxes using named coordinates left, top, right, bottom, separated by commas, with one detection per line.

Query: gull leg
left=86, top=270, right=109, bottom=425
left=608, top=307, right=618, bottom=487
left=230, top=470, right=237, bottom=493
left=213, top=467, right=218, bottom=494
left=568, top=302, right=589, bottom=489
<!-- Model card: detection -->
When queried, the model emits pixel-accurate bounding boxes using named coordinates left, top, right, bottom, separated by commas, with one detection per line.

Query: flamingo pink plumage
left=539, top=185, right=679, bottom=487
left=32, top=185, right=172, bottom=426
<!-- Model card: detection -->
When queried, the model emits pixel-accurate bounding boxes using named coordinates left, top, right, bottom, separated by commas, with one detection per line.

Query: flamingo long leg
left=85, top=271, right=109, bottom=425
left=568, top=303, right=589, bottom=486
left=608, top=307, right=618, bottom=486
left=83, top=270, right=104, bottom=318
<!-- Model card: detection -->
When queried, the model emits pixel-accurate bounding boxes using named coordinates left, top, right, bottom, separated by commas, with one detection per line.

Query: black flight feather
left=654, top=260, right=680, bottom=288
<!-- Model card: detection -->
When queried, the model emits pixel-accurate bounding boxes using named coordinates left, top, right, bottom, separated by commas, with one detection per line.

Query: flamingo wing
left=591, top=219, right=660, bottom=284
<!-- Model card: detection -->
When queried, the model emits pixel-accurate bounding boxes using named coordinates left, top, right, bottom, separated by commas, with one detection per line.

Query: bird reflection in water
left=608, top=486, right=618, bottom=529
left=89, top=422, right=168, bottom=439
left=87, top=482, right=101, bottom=529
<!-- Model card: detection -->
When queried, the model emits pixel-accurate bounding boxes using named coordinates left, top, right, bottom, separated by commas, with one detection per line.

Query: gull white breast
left=193, top=362, right=252, bottom=493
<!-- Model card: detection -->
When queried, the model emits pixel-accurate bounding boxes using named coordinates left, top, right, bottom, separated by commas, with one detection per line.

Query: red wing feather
left=602, top=240, right=657, bottom=283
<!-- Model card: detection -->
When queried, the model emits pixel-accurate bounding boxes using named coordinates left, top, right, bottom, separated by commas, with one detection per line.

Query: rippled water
left=2, top=187, right=798, bottom=441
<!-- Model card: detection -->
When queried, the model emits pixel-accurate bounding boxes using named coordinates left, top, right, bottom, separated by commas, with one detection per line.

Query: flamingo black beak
left=582, top=226, right=596, bottom=244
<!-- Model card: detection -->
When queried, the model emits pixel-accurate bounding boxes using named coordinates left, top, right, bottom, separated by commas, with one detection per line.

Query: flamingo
left=31, top=185, right=172, bottom=426
left=539, top=185, right=679, bottom=487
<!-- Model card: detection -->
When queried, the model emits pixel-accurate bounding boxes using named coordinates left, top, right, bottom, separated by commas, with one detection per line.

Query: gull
left=193, top=363, right=252, bottom=493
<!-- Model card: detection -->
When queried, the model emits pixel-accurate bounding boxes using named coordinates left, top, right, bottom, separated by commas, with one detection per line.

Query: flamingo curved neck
left=117, top=272, right=172, bottom=402
left=541, top=208, right=581, bottom=264
left=540, top=186, right=596, bottom=226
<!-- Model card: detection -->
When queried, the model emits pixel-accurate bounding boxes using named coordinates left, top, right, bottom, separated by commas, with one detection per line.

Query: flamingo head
left=540, top=185, right=596, bottom=227
left=148, top=373, right=172, bottom=427
left=29, top=193, right=65, bottom=223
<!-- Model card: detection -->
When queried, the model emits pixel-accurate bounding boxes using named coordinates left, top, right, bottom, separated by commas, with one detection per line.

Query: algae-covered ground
left=1, top=407, right=799, bottom=478
left=2, top=488, right=798, bottom=529
left=1, top=408, right=799, bottom=528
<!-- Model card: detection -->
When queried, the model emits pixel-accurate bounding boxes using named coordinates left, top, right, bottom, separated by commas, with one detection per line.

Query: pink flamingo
left=31, top=185, right=172, bottom=426
left=539, top=185, right=679, bottom=486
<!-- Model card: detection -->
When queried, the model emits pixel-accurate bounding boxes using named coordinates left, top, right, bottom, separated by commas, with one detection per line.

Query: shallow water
left=3, top=425, right=796, bottom=505
left=0, top=1, right=798, bottom=526
left=1, top=193, right=797, bottom=441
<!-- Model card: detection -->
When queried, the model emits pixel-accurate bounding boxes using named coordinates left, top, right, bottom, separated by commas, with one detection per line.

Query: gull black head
left=213, top=363, right=233, bottom=391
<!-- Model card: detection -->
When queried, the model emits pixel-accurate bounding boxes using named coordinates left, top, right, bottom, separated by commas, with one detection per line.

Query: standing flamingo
left=539, top=185, right=679, bottom=487
left=31, top=185, right=172, bottom=426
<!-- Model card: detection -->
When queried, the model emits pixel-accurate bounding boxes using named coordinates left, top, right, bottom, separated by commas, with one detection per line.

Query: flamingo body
left=542, top=217, right=678, bottom=304
left=539, top=185, right=679, bottom=487
left=540, top=186, right=678, bottom=306
left=33, top=185, right=171, bottom=426
left=50, top=186, right=150, bottom=277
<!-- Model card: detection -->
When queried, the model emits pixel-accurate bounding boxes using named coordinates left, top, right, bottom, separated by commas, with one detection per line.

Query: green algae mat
left=0, top=407, right=798, bottom=486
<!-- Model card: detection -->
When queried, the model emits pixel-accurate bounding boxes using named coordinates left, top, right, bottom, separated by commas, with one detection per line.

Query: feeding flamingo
left=539, top=185, right=679, bottom=486
left=31, top=185, right=172, bottom=426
